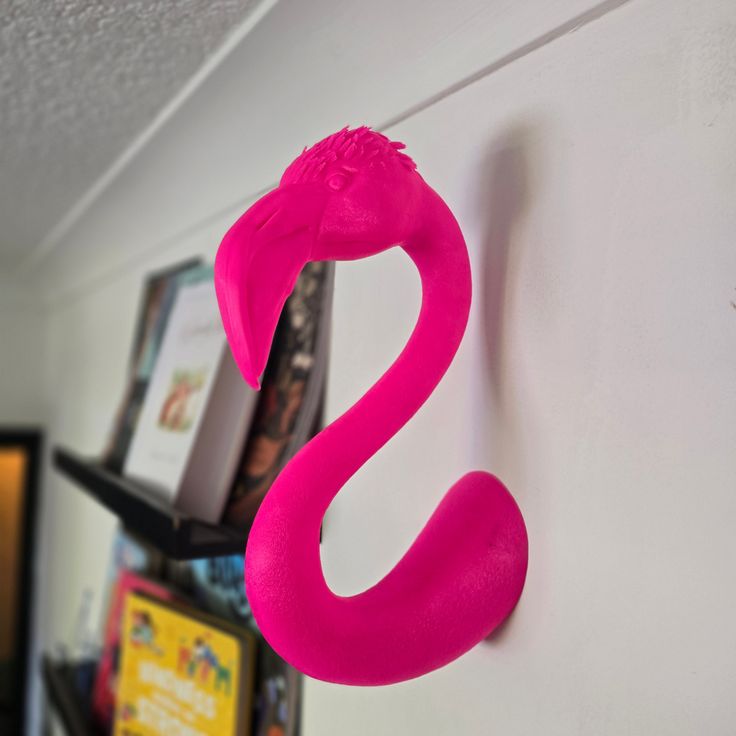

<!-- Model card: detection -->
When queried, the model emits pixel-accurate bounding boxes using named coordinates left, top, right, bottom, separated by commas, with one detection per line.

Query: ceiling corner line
left=15, top=0, right=280, bottom=278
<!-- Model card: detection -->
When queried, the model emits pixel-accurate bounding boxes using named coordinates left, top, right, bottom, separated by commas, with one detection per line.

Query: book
left=97, top=528, right=164, bottom=647
left=223, top=261, right=334, bottom=528
left=187, top=555, right=253, bottom=628
left=114, top=590, right=256, bottom=736
left=252, top=641, right=302, bottom=736
left=104, top=259, right=202, bottom=473
left=92, top=570, right=176, bottom=729
left=101, top=528, right=165, bottom=602
left=123, top=266, right=258, bottom=523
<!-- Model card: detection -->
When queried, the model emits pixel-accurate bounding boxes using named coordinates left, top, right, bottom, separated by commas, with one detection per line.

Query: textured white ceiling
left=0, top=0, right=263, bottom=270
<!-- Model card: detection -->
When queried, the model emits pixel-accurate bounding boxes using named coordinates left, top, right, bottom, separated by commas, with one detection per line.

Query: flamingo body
left=215, top=127, right=528, bottom=685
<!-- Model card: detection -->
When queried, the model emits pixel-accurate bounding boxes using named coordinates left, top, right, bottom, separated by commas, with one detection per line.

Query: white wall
left=18, top=0, right=736, bottom=733
left=0, top=284, right=46, bottom=426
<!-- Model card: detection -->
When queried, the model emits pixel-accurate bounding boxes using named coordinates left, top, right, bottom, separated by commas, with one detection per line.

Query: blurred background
left=1, top=0, right=735, bottom=734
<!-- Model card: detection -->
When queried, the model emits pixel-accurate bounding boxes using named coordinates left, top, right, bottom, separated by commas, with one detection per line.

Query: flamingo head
left=215, top=126, right=422, bottom=388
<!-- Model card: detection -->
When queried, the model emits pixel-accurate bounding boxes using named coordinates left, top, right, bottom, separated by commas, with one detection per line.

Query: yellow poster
left=114, top=591, right=254, bottom=736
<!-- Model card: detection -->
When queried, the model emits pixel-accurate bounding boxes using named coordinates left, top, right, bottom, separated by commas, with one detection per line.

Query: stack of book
left=102, top=258, right=333, bottom=528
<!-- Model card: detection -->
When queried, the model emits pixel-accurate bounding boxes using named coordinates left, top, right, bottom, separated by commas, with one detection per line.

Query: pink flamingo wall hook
left=215, top=127, right=528, bottom=685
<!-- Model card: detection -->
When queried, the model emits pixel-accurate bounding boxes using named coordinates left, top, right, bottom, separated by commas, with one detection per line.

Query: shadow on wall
left=477, top=124, right=536, bottom=645
left=479, top=123, right=536, bottom=481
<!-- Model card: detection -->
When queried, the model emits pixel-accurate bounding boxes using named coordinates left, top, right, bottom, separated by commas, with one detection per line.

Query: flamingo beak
left=215, top=185, right=327, bottom=389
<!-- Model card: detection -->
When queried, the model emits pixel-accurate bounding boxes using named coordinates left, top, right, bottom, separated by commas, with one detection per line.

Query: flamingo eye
left=326, top=172, right=349, bottom=191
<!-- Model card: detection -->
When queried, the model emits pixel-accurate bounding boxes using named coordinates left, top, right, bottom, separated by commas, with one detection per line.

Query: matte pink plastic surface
left=215, top=127, right=528, bottom=685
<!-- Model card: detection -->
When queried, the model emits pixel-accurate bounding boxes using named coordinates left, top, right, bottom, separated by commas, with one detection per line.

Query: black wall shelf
left=53, top=447, right=246, bottom=560
left=42, top=657, right=101, bottom=736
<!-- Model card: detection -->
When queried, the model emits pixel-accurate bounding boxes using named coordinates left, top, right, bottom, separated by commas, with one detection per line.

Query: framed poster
left=0, top=429, right=41, bottom=733
left=114, top=591, right=256, bottom=736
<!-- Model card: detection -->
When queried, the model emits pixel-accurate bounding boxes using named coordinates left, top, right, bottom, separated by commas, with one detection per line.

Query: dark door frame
left=0, top=428, right=43, bottom=734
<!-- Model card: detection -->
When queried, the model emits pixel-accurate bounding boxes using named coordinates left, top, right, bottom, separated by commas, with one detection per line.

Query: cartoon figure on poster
left=129, top=609, right=161, bottom=655
left=215, top=126, right=529, bottom=685
left=176, top=634, right=233, bottom=694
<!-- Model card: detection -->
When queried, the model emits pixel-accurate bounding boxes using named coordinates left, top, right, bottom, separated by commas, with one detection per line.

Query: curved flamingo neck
left=245, top=188, right=477, bottom=670
left=275, top=187, right=470, bottom=523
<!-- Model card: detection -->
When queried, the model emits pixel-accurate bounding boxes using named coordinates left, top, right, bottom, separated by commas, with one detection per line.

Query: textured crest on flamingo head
left=280, top=127, right=425, bottom=263
left=281, top=126, right=416, bottom=187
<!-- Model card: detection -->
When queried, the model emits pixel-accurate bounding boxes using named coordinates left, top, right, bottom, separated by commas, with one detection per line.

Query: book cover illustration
left=224, top=261, right=333, bottom=528
left=158, top=369, right=207, bottom=432
left=188, top=555, right=253, bottom=626
left=92, top=569, right=175, bottom=729
left=114, top=592, right=255, bottom=736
